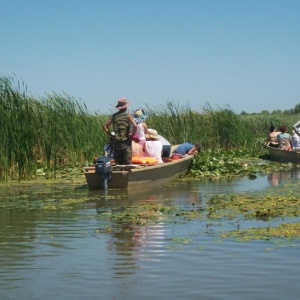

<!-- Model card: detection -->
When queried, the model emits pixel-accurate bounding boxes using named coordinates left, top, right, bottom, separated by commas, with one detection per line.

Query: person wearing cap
left=103, top=98, right=137, bottom=165
left=172, top=142, right=201, bottom=157
left=143, top=129, right=163, bottom=163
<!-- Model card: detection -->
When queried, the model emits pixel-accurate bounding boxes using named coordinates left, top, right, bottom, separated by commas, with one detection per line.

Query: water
left=1, top=169, right=300, bottom=300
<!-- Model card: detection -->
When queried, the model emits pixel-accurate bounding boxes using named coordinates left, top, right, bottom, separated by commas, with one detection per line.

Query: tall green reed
left=0, top=76, right=37, bottom=181
left=146, top=101, right=256, bottom=152
left=240, top=113, right=300, bottom=137
left=0, top=75, right=105, bottom=181
left=1, top=74, right=298, bottom=182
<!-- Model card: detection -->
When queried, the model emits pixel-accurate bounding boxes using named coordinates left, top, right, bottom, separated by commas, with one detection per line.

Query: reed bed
left=0, top=76, right=104, bottom=181
left=146, top=102, right=256, bottom=151
left=0, top=75, right=298, bottom=182
left=240, top=113, right=300, bottom=137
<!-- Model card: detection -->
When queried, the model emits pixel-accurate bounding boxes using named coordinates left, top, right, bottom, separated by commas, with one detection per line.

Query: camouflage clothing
left=112, top=111, right=131, bottom=142
left=113, top=139, right=132, bottom=165
left=111, top=110, right=132, bottom=164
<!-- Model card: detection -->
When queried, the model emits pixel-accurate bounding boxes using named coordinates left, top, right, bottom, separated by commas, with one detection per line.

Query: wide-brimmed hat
left=145, top=129, right=158, bottom=140
left=132, top=108, right=147, bottom=124
left=116, top=98, right=129, bottom=110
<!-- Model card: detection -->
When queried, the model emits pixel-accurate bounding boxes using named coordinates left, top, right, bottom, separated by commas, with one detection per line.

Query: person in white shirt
left=143, top=129, right=163, bottom=163
left=293, top=120, right=300, bottom=136
left=291, top=129, right=300, bottom=150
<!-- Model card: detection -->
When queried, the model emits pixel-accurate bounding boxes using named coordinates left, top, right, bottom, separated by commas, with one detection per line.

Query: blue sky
left=1, top=0, right=299, bottom=114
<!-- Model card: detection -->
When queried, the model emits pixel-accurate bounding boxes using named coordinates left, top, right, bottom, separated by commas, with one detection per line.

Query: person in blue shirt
left=172, top=142, right=201, bottom=157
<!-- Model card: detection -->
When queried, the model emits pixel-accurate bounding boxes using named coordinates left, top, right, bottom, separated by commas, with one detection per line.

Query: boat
left=83, top=145, right=194, bottom=190
left=266, top=145, right=300, bottom=163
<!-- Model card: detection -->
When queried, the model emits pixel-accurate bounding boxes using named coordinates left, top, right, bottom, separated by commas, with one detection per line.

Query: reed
left=1, top=74, right=299, bottom=182
left=0, top=75, right=105, bottom=181
left=240, top=113, right=300, bottom=137
left=0, top=76, right=37, bottom=181
left=146, top=101, right=256, bottom=151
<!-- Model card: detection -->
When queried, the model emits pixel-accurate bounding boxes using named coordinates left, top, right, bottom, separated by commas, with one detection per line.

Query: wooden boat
left=83, top=145, right=194, bottom=190
left=266, top=145, right=300, bottom=163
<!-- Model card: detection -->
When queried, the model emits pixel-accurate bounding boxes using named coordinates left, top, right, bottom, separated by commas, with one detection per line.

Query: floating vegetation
left=188, top=149, right=293, bottom=179
left=42, top=197, right=89, bottom=210
left=90, top=179, right=300, bottom=245
left=220, top=222, right=300, bottom=241
left=95, top=203, right=204, bottom=226
left=1, top=153, right=300, bottom=246
left=207, top=181, right=300, bottom=221
left=171, top=237, right=193, bottom=244
left=204, top=180, right=300, bottom=243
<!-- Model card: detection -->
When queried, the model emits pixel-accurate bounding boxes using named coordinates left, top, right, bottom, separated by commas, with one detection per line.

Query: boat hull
left=267, top=146, right=300, bottom=163
left=84, top=155, right=194, bottom=190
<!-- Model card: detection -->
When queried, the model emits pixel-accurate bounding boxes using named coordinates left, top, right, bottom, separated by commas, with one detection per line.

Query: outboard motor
left=95, top=156, right=112, bottom=190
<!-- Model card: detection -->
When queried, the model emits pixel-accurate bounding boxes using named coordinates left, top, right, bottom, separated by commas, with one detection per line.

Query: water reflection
left=88, top=166, right=300, bottom=281
left=94, top=190, right=169, bottom=279
left=268, top=167, right=300, bottom=186
left=1, top=167, right=300, bottom=299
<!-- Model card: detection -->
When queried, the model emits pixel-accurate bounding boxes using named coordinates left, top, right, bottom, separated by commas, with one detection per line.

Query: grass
left=1, top=74, right=299, bottom=182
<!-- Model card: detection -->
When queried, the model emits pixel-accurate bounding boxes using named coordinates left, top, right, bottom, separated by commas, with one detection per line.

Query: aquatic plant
left=188, top=149, right=292, bottom=179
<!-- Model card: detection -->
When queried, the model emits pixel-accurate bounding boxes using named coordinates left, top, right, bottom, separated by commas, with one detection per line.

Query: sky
left=1, top=0, right=299, bottom=114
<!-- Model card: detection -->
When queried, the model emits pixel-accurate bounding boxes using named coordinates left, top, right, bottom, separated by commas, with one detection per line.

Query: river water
left=1, top=168, right=300, bottom=300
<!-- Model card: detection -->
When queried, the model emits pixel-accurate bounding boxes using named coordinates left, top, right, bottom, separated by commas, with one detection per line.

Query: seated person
left=172, top=142, right=201, bottom=157
left=150, top=129, right=171, bottom=158
left=132, top=135, right=143, bottom=157
left=291, top=129, right=300, bottom=150
left=143, top=129, right=163, bottom=163
left=266, top=126, right=281, bottom=148
left=277, top=125, right=291, bottom=150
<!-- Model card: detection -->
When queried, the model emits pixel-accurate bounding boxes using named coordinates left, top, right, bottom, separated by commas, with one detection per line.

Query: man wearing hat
left=103, top=98, right=137, bottom=165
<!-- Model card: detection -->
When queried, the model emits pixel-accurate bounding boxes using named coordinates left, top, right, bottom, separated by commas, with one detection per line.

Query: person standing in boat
left=277, top=125, right=292, bottom=150
left=291, top=129, right=300, bottom=150
left=265, top=126, right=281, bottom=148
left=132, top=108, right=149, bottom=150
left=292, top=120, right=300, bottom=136
left=103, top=98, right=137, bottom=165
